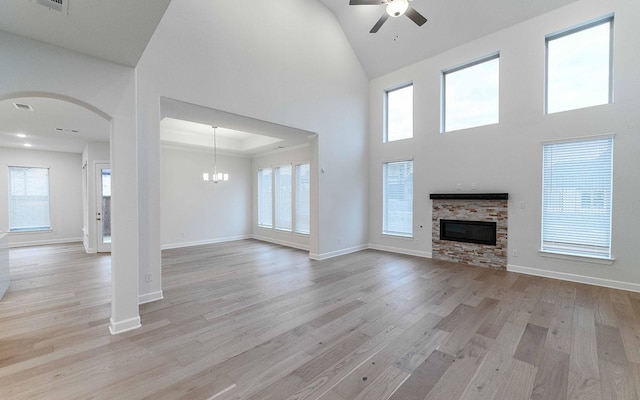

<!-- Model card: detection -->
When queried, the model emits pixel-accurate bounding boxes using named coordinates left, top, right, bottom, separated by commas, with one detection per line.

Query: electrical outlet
left=456, top=184, right=462, bottom=191
left=513, top=250, right=518, bottom=257
left=145, top=273, right=152, bottom=282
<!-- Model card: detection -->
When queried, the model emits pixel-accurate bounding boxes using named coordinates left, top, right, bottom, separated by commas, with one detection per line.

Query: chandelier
left=202, top=126, right=229, bottom=183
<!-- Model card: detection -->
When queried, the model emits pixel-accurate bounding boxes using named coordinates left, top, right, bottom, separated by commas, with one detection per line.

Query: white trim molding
left=309, top=244, right=369, bottom=261
left=109, top=316, right=141, bottom=335
left=251, top=234, right=309, bottom=252
left=508, top=264, right=640, bottom=293
left=8, top=237, right=83, bottom=248
left=139, top=290, right=164, bottom=305
left=368, top=244, right=432, bottom=259
left=161, top=235, right=251, bottom=250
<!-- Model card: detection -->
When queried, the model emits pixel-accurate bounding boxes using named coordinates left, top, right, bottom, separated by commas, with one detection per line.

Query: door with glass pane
left=96, top=163, right=111, bottom=253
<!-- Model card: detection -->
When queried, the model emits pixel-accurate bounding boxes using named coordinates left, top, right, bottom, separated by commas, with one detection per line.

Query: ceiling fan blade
left=370, top=13, right=389, bottom=33
left=349, top=0, right=386, bottom=5
left=405, top=6, right=427, bottom=26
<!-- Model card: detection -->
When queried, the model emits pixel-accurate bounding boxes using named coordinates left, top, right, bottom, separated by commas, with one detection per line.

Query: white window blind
left=385, top=84, right=413, bottom=142
left=295, top=164, right=310, bottom=234
left=9, top=166, right=51, bottom=232
left=542, top=136, right=613, bottom=258
left=257, top=168, right=272, bottom=228
left=274, top=165, right=292, bottom=231
left=383, top=160, right=413, bottom=236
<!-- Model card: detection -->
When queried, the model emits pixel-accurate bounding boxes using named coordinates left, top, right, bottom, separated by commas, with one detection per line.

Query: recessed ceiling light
left=23, top=143, right=32, bottom=147
left=16, top=133, right=27, bottom=138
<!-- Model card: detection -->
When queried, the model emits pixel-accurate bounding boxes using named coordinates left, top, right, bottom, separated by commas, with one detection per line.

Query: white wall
left=136, top=0, right=369, bottom=299
left=252, top=145, right=312, bottom=251
left=0, top=147, right=82, bottom=247
left=82, top=142, right=110, bottom=253
left=0, top=31, right=140, bottom=333
left=368, top=0, right=640, bottom=288
left=161, top=146, right=252, bottom=248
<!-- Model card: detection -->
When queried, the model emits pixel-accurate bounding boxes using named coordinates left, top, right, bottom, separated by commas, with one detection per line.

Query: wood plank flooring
left=1, top=240, right=640, bottom=399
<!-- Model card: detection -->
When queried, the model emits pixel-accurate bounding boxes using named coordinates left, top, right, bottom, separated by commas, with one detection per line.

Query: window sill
left=539, top=250, right=615, bottom=265
left=382, top=232, right=414, bottom=240
left=9, top=229, right=53, bottom=235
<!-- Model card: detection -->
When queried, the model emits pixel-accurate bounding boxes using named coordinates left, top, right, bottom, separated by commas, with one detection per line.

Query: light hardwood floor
left=2, top=240, right=640, bottom=399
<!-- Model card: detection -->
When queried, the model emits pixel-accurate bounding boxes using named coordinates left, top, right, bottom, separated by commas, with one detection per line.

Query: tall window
left=546, top=16, right=613, bottom=114
left=274, top=165, right=292, bottom=231
left=257, top=168, right=272, bottom=228
left=443, top=54, right=499, bottom=132
left=295, top=163, right=310, bottom=234
left=542, top=136, right=613, bottom=259
left=383, top=160, right=413, bottom=237
left=385, top=84, right=413, bottom=142
left=8, top=166, right=51, bottom=232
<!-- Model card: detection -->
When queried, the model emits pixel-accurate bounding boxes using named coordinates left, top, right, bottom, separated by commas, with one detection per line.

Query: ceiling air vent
left=13, top=103, right=33, bottom=111
left=36, top=0, right=68, bottom=14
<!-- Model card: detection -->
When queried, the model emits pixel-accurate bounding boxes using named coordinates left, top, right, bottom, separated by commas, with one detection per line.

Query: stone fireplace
left=431, top=193, right=508, bottom=270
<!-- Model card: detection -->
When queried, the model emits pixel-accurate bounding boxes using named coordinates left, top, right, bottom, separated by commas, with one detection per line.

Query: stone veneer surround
left=431, top=196, right=508, bottom=269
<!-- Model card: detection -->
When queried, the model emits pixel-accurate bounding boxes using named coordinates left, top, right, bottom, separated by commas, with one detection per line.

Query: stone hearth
left=431, top=193, right=508, bottom=270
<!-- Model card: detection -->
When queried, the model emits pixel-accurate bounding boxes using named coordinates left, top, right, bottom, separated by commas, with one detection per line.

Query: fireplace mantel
left=429, top=193, right=508, bottom=200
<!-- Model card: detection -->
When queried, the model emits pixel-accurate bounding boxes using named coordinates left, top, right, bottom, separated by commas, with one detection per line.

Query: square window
left=8, top=166, right=51, bottom=232
left=546, top=17, right=613, bottom=114
left=443, top=55, right=499, bottom=132
left=385, top=84, right=413, bottom=142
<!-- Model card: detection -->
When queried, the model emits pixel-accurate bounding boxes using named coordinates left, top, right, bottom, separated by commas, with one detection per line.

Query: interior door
left=96, top=163, right=111, bottom=253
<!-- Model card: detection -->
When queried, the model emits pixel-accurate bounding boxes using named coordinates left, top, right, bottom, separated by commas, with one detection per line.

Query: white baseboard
left=109, top=316, right=141, bottom=335
left=310, top=244, right=369, bottom=261
left=9, top=237, right=83, bottom=248
left=251, top=234, right=310, bottom=252
left=161, top=235, right=251, bottom=250
left=139, top=290, right=163, bottom=305
left=507, top=264, right=640, bottom=293
left=368, top=244, right=432, bottom=259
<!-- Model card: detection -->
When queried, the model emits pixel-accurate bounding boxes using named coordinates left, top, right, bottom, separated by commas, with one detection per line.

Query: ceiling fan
left=349, top=0, right=427, bottom=33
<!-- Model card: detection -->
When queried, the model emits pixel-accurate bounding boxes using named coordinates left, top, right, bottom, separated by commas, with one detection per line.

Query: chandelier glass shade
left=203, top=126, right=229, bottom=183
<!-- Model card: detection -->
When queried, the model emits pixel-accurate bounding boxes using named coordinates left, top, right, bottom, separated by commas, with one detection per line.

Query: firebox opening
left=440, top=219, right=497, bottom=246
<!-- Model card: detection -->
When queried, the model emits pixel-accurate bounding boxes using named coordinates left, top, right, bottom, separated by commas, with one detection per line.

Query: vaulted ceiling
left=0, top=0, right=580, bottom=153
left=317, top=0, right=579, bottom=77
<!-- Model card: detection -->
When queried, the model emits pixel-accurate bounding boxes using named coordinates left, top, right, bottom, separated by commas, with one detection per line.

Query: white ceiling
left=161, top=118, right=286, bottom=155
left=160, top=98, right=315, bottom=156
left=0, top=0, right=171, bottom=66
left=0, top=97, right=109, bottom=154
left=318, top=0, right=580, bottom=77
left=0, top=0, right=580, bottom=155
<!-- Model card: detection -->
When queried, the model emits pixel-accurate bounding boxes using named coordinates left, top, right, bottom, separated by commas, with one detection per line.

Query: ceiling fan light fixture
left=386, top=0, right=408, bottom=17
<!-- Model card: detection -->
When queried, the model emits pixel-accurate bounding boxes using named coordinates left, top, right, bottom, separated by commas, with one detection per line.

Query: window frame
left=294, top=163, right=310, bottom=235
left=384, top=82, right=414, bottom=143
left=441, top=52, right=500, bottom=133
left=545, top=15, right=614, bottom=115
left=8, top=166, right=52, bottom=233
left=382, top=159, right=414, bottom=238
left=257, top=167, right=273, bottom=228
left=540, top=134, right=614, bottom=261
left=274, top=164, right=293, bottom=232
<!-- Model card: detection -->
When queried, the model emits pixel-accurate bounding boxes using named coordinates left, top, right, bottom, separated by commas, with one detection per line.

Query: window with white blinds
left=8, top=166, right=51, bottom=232
left=542, top=136, right=613, bottom=259
left=295, top=164, right=310, bottom=234
left=274, top=165, right=292, bottom=231
left=383, top=160, right=413, bottom=237
left=257, top=168, right=273, bottom=228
